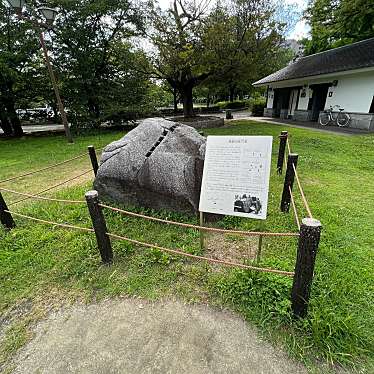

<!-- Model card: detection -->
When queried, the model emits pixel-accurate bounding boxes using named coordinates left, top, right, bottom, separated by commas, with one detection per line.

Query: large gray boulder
left=94, top=118, right=206, bottom=213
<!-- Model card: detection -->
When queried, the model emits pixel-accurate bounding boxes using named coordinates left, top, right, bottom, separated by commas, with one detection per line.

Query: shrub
left=216, top=100, right=249, bottom=110
left=246, top=97, right=266, bottom=116
left=251, top=102, right=266, bottom=116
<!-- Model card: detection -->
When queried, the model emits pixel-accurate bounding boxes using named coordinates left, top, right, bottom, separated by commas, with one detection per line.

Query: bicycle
left=319, top=105, right=350, bottom=127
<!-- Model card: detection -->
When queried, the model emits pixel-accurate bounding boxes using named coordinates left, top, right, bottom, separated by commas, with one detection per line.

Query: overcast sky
left=156, top=0, right=310, bottom=40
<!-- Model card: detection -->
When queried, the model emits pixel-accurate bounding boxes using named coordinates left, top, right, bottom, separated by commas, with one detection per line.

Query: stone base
left=263, top=108, right=277, bottom=117
left=347, top=113, right=374, bottom=130
left=279, top=109, right=289, bottom=119
left=170, top=116, right=224, bottom=129
left=293, top=110, right=312, bottom=122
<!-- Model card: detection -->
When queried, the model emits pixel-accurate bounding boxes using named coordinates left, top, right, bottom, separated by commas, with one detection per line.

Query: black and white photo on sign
left=233, top=194, right=262, bottom=215
left=199, top=136, right=273, bottom=220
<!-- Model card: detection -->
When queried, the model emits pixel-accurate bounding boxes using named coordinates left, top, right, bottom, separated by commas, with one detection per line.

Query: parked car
left=16, top=106, right=54, bottom=121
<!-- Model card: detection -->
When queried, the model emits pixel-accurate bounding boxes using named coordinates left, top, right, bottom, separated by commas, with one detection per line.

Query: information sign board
left=199, top=136, right=273, bottom=220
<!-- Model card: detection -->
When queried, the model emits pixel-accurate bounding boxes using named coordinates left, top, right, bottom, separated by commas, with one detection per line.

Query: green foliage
left=45, top=0, right=150, bottom=125
left=215, top=96, right=266, bottom=115
left=303, top=0, right=374, bottom=55
left=0, top=4, right=41, bottom=135
left=251, top=101, right=266, bottom=116
left=199, top=1, right=296, bottom=102
left=212, top=269, right=292, bottom=319
left=216, top=100, right=249, bottom=109
left=1, top=123, right=374, bottom=371
left=1, top=0, right=154, bottom=131
left=149, top=0, right=292, bottom=116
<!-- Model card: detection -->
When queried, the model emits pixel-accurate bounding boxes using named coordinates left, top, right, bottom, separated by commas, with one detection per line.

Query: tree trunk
left=229, top=86, right=235, bottom=102
left=3, top=95, right=23, bottom=137
left=0, top=102, right=12, bottom=136
left=6, top=104, right=23, bottom=137
left=182, top=84, right=194, bottom=117
left=206, top=93, right=210, bottom=108
left=173, top=87, right=178, bottom=114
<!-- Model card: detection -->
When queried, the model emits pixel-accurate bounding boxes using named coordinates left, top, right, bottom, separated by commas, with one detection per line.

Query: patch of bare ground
left=204, top=232, right=260, bottom=266
left=0, top=288, right=82, bottom=373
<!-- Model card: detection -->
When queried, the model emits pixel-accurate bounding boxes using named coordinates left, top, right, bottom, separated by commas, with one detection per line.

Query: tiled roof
left=253, top=38, right=374, bottom=85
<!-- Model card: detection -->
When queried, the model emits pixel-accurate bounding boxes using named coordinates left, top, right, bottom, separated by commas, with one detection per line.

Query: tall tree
left=303, top=0, right=374, bottom=55
left=0, top=4, right=39, bottom=136
left=149, top=0, right=213, bottom=117
left=149, top=0, right=288, bottom=115
left=45, top=0, right=149, bottom=124
left=202, top=0, right=286, bottom=102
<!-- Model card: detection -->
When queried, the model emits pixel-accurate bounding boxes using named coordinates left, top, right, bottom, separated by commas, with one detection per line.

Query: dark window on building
left=369, top=96, right=374, bottom=113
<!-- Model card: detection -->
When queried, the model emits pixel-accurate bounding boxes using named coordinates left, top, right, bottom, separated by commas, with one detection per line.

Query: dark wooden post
left=85, top=190, right=113, bottom=263
left=291, top=217, right=322, bottom=318
left=256, top=234, right=263, bottom=263
left=0, top=191, right=15, bottom=229
left=88, top=146, right=99, bottom=176
left=280, top=153, right=298, bottom=212
left=277, top=131, right=288, bottom=174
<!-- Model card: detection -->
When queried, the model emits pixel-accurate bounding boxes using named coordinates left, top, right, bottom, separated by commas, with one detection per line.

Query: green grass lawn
left=0, top=122, right=373, bottom=373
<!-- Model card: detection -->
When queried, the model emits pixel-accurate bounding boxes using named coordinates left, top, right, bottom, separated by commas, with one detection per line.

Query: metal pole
left=39, top=31, right=73, bottom=143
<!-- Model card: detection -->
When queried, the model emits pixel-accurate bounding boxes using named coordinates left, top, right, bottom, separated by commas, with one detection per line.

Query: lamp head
left=38, top=6, right=58, bottom=25
left=5, top=0, right=26, bottom=14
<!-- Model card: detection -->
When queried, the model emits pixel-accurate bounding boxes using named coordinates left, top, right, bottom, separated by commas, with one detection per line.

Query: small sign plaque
left=199, top=136, right=273, bottom=220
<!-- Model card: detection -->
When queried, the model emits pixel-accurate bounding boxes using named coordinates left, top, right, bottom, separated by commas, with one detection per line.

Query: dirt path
left=11, top=298, right=307, bottom=374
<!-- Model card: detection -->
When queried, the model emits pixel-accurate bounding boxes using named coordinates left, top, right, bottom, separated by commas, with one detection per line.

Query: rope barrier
left=5, top=210, right=94, bottom=233
left=5, top=209, right=294, bottom=276
left=285, top=137, right=313, bottom=219
left=0, top=146, right=104, bottom=185
left=99, top=203, right=299, bottom=237
left=287, top=138, right=291, bottom=154
left=292, top=163, right=313, bottom=218
left=0, top=152, right=88, bottom=184
left=9, top=169, right=93, bottom=206
left=0, top=187, right=85, bottom=205
left=289, top=186, right=301, bottom=230
left=107, top=232, right=295, bottom=277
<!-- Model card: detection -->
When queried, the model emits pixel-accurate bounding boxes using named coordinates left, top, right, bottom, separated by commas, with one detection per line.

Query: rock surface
left=94, top=118, right=206, bottom=213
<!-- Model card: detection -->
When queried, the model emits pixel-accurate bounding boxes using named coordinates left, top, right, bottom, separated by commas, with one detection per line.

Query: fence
left=0, top=133, right=321, bottom=318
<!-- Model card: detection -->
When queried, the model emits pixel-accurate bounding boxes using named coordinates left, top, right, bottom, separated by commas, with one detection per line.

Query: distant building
left=253, top=38, right=374, bottom=130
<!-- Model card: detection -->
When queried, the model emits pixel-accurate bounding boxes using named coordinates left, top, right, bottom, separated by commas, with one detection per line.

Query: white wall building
left=253, top=38, right=374, bottom=130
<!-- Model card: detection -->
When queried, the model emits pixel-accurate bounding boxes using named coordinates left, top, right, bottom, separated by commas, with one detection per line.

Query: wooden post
left=85, top=190, right=113, bottom=263
left=277, top=131, right=288, bottom=174
left=291, top=217, right=322, bottom=318
left=280, top=153, right=298, bottom=212
left=88, top=146, right=99, bottom=176
left=256, top=234, right=263, bottom=263
left=199, top=211, right=205, bottom=250
left=0, top=191, right=15, bottom=229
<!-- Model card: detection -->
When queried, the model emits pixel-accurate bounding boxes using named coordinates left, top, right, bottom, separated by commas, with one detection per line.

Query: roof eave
left=252, top=66, right=374, bottom=87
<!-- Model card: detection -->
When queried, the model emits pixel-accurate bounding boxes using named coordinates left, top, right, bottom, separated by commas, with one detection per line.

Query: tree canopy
left=0, top=0, right=298, bottom=136
left=303, top=0, right=374, bottom=55
left=148, top=0, right=294, bottom=116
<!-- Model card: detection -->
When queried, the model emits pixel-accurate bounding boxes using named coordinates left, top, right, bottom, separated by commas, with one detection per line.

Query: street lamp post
left=5, top=0, right=74, bottom=143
